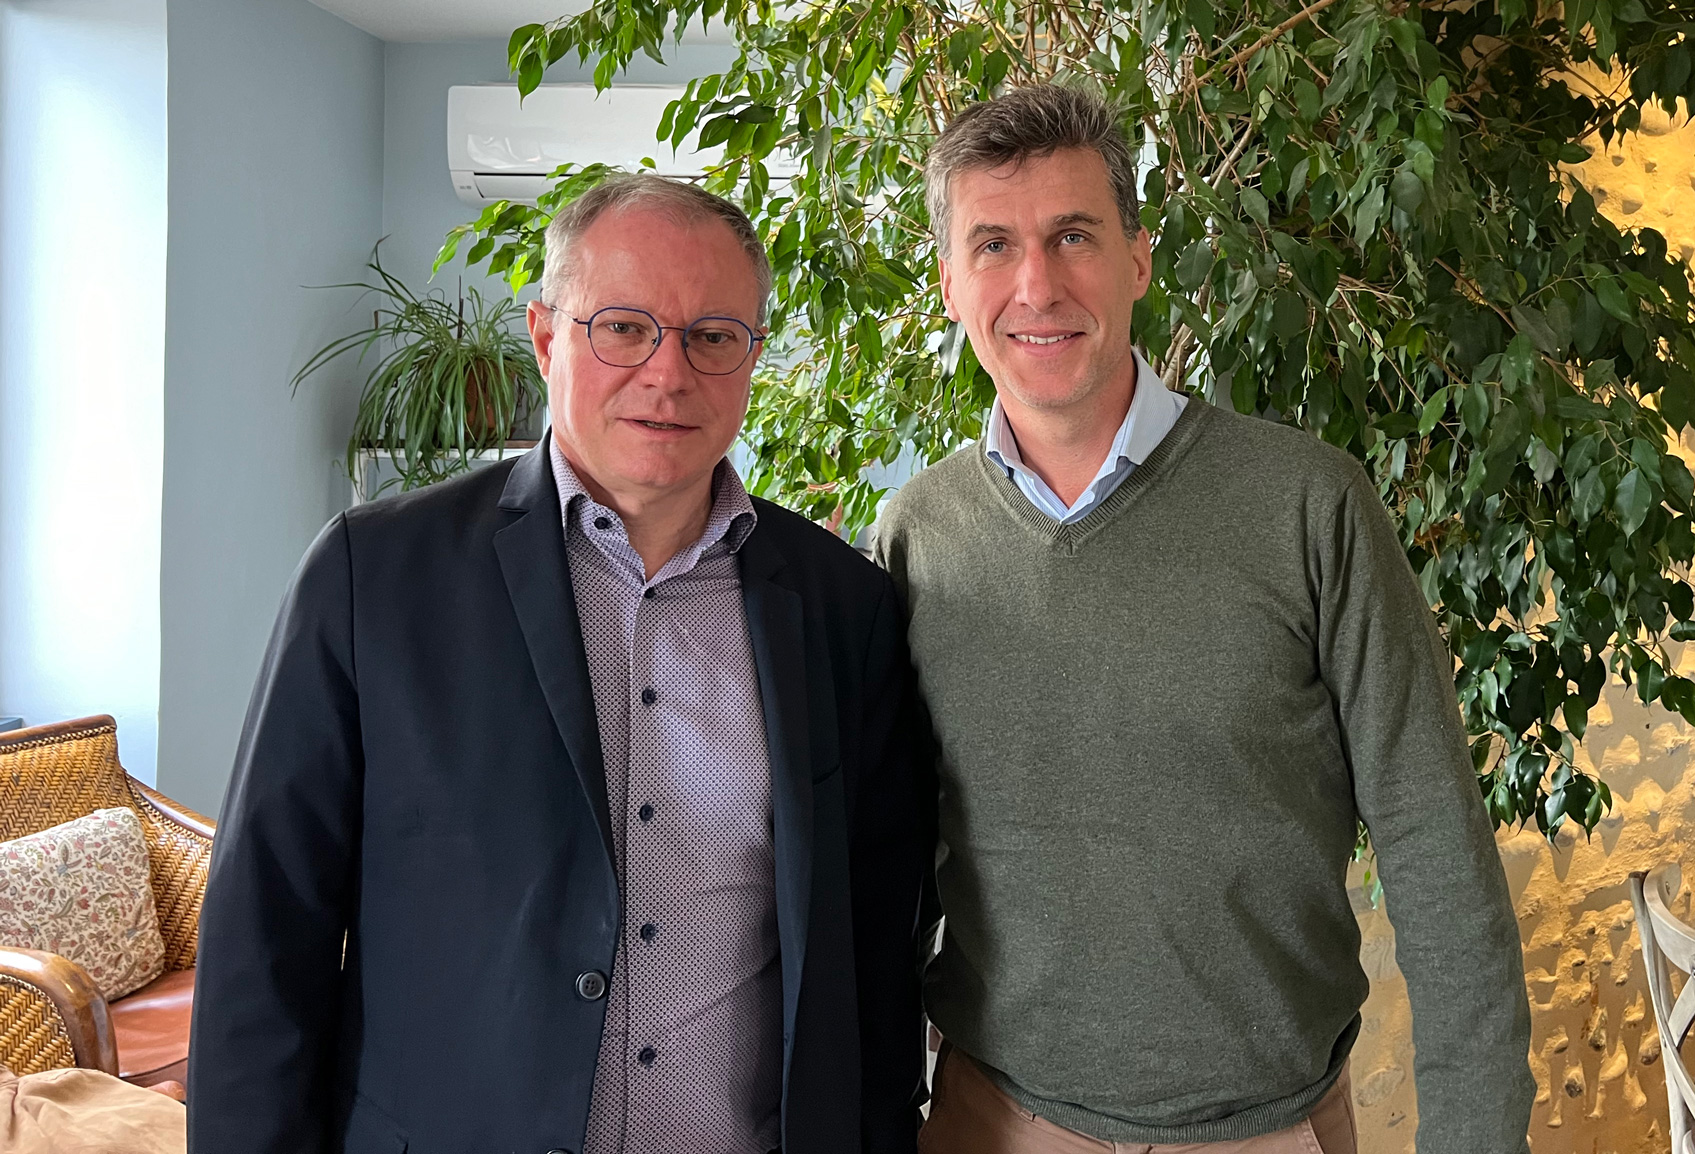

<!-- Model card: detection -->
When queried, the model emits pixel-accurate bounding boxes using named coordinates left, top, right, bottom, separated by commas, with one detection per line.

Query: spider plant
left=294, top=246, right=546, bottom=494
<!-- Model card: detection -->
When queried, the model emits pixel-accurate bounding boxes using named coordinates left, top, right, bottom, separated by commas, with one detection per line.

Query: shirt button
left=593, top=516, right=611, bottom=530
left=640, top=923, right=656, bottom=942
left=643, top=587, right=656, bottom=599
left=638, top=1046, right=656, bottom=1066
left=641, top=687, right=657, bottom=706
left=638, top=803, right=654, bottom=822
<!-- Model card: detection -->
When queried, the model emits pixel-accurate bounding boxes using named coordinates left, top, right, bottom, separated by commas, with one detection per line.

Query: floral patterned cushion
left=0, top=808, right=166, bottom=999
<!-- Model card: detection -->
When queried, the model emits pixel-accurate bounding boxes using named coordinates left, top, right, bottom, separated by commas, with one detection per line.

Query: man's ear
left=1126, top=227, right=1154, bottom=304
left=939, top=252, right=960, bottom=323
left=527, top=300, right=557, bottom=378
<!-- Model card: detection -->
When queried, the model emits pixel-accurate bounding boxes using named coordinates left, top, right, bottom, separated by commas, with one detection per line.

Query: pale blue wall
left=143, top=17, right=733, bottom=812
left=158, top=0, right=383, bottom=813
left=0, top=0, right=168, bottom=782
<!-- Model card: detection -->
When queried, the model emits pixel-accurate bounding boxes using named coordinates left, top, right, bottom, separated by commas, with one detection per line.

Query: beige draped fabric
left=0, top=1067, right=183, bottom=1153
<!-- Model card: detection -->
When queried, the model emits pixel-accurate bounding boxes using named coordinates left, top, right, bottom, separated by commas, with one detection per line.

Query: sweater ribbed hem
left=976, top=1017, right=1357, bottom=1144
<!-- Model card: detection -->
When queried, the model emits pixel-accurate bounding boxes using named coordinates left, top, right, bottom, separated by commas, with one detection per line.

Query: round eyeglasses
left=563, top=306, right=765, bottom=376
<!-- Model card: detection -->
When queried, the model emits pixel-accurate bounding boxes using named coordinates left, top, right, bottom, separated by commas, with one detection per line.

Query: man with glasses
left=190, top=174, right=932, bottom=1154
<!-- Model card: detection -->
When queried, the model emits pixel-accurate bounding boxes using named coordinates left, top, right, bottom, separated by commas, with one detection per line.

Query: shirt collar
left=983, top=348, right=1176, bottom=484
left=548, top=438, right=758, bottom=573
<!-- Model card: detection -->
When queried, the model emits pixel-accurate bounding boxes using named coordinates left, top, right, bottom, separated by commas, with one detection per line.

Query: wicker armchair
left=0, top=715, right=215, bottom=1087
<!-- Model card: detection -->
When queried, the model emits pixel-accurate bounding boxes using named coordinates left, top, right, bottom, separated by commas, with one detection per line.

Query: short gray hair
left=924, top=85, right=1142, bottom=258
left=540, top=173, right=773, bottom=325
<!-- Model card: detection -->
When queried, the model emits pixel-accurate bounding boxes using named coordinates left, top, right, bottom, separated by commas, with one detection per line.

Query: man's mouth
left=633, top=419, right=690, bottom=430
left=1010, top=333, right=1080, bottom=346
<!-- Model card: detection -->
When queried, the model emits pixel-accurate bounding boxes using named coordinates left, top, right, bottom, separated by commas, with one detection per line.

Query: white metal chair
left=1630, top=864, right=1695, bottom=1154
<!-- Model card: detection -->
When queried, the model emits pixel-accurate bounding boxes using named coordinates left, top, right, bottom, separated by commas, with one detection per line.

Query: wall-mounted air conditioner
left=447, top=83, right=725, bottom=206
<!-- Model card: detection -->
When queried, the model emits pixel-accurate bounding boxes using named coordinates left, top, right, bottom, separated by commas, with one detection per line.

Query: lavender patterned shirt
left=551, top=442, right=782, bottom=1154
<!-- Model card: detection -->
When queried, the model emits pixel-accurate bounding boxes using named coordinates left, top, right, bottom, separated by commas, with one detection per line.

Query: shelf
left=349, top=441, right=541, bottom=505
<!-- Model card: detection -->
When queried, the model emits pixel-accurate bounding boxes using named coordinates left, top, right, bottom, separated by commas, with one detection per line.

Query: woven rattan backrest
left=0, top=716, right=134, bottom=841
left=0, top=974, right=77, bottom=1075
left=129, top=783, right=215, bottom=970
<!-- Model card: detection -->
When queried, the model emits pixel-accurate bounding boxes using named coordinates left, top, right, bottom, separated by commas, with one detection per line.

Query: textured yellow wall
left=1566, top=95, right=1695, bottom=265
left=1351, top=96, right=1695, bottom=1152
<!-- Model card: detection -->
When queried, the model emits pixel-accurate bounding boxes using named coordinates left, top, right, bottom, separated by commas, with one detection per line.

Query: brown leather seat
left=110, top=968, right=195, bottom=1088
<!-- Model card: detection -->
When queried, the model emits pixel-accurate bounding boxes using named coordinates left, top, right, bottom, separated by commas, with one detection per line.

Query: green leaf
left=1232, top=367, right=1259, bottom=415
left=1510, top=304, right=1561, bottom=356
left=1353, top=185, right=1386, bottom=247
left=1563, top=695, right=1589, bottom=740
left=698, top=115, right=737, bottom=149
left=1293, top=79, right=1321, bottom=123
left=1418, top=386, right=1450, bottom=436
left=1553, top=394, right=1608, bottom=421
left=1462, top=382, right=1491, bottom=438
left=1239, top=186, right=1270, bottom=227
left=1272, top=291, right=1307, bottom=339
left=1176, top=241, right=1213, bottom=290
left=507, top=23, right=543, bottom=62
left=1615, top=467, right=1654, bottom=536
left=1666, top=456, right=1695, bottom=512
left=1571, top=464, right=1607, bottom=525
left=1390, top=168, right=1424, bottom=213
left=1186, top=0, right=1217, bottom=41
left=1594, top=276, right=1634, bottom=322
left=592, top=51, right=617, bottom=90
left=518, top=53, right=545, bottom=97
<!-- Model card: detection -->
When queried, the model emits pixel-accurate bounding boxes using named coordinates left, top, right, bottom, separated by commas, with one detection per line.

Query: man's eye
left=693, top=329, right=734, bottom=346
left=605, top=322, right=637, bottom=335
left=982, top=240, right=1007, bottom=254
left=1060, top=232, right=1087, bottom=245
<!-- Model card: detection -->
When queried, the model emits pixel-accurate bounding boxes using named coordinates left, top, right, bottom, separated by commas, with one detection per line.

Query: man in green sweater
left=874, top=85, right=1534, bottom=1152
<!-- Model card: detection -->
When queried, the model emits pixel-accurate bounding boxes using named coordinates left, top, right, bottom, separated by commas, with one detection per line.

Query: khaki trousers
left=919, top=1047, right=1357, bottom=1154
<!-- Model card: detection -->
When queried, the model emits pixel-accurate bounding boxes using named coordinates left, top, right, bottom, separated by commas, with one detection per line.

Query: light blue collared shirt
left=982, top=349, right=1189, bottom=524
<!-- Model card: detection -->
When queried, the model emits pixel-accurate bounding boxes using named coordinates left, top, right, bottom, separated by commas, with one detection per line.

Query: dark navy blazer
left=187, top=442, right=932, bottom=1154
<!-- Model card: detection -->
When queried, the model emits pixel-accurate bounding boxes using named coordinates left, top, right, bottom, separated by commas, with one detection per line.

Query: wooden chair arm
left=0, top=947, right=117, bottom=1075
left=129, top=778, right=216, bottom=841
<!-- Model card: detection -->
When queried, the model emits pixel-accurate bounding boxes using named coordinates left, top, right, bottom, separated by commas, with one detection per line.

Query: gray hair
left=540, top=173, right=773, bottom=325
left=924, top=85, right=1142, bottom=258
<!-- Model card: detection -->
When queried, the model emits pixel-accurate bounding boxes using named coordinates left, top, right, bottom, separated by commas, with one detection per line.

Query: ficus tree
left=438, top=0, right=1695, bottom=839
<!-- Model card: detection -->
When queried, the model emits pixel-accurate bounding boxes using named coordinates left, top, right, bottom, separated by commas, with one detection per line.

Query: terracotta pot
left=463, top=361, right=509, bottom=440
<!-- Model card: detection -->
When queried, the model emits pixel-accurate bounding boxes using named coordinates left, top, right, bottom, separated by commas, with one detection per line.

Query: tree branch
left=1228, top=0, right=1345, bottom=69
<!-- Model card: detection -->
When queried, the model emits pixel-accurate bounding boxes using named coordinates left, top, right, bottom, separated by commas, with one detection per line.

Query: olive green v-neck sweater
left=874, top=400, right=1533, bottom=1148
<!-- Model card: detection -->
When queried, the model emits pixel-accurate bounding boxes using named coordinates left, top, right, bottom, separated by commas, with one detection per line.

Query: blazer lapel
left=739, top=525, right=814, bottom=1078
left=492, top=442, right=615, bottom=867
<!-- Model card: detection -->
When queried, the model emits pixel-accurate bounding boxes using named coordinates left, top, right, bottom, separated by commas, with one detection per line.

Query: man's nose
left=1012, top=249, right=1063, bottom=310
left=637, top=327, right=695, bottom=388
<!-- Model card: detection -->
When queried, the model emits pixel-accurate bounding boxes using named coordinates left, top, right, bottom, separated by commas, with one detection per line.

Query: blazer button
left=575, top=970, right=608, bottom=1001
left=544, top=1149, right=572, bottom=1154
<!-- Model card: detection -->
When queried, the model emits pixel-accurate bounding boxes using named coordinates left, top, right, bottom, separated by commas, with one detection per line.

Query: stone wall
left=1350, top=94, right=1695, bottom=1153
